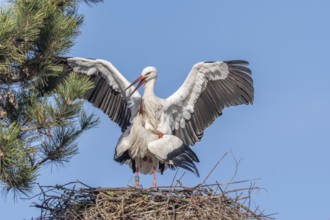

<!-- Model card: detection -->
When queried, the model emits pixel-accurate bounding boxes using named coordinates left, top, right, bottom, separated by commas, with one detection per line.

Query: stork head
left=126, top=66, right=158, bottom=97
left=141, top=66, right=158, bottom=81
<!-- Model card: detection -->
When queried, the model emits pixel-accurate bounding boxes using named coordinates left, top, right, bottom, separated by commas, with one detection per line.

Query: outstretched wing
left=164, top=60, right=254, bottom=146
left=67, top=57, right=141, bottom=132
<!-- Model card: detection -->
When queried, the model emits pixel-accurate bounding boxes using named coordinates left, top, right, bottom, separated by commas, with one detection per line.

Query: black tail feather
left=114, top=150, right=130, bottom=164
left=165, top=145, right=200, bottom=177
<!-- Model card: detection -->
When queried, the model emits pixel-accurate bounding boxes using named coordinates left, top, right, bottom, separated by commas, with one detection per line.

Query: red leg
left=153, top=166, right=157, bottom=187
left=154, top=132, right=162, bottom=187
left=135, top=166, right=139, bottom=188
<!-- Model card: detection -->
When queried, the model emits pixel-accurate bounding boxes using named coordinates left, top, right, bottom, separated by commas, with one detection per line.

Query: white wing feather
left=164, top=61, right=253, bottom=146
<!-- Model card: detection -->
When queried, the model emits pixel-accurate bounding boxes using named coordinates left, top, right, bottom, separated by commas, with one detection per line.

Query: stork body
left=67, top=58, right=254, bottom=187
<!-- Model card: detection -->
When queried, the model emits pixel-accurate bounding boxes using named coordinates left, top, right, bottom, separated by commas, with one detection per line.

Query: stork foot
left=157, top=132, right=163, bottom=139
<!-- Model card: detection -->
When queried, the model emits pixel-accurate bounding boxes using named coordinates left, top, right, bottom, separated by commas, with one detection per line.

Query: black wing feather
left=86, top=74, right=131, bottom=132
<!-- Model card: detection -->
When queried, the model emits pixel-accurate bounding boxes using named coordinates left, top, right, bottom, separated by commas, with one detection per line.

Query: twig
left=170, top=169, right=179, bottom=187
left=199, top=152, right=228, bottom=186
left=224, top=151, right=242, bottom=192
left=31, top=169, right=274, bottom=220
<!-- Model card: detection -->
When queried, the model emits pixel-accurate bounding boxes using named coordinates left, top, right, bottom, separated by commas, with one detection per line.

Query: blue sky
left=1, top=0, right=330, bottom=219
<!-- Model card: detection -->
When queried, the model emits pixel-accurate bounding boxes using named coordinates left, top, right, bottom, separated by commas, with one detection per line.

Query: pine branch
left=0, top=123, right=37, bottom=198
left=0, top=0, right=84, bottom=85
left=0, top=77, right=100, bottom=196
left=80, top=110, right=99, bottom=131
left=0, top=0, right=102, bottom=197
left=37, top=127, right=80, bottom=167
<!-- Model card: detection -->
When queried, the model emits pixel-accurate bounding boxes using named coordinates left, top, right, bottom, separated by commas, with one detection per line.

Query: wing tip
left=224, top=60, right=249, bottom=66
left=203, top=60, right=249, bottom=65
left=225, top=60, right=252, bottom=75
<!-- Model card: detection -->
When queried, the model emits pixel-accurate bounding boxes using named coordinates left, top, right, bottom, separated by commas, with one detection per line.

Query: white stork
left=67, top=58, right=254, bottom=188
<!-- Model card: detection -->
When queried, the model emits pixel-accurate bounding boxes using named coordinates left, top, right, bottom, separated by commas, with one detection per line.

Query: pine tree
left=0, top=0, right=103, bottom=197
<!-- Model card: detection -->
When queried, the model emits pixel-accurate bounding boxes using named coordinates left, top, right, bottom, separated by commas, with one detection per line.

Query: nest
left=32, top=179, right=274, bottom=220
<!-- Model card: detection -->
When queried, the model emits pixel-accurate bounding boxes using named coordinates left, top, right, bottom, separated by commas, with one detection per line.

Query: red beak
left=125, top=75, right=147, bottom=97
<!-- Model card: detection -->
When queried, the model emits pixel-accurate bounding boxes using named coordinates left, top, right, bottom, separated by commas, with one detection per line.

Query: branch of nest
left=30, top=179, right=276, bottom=220
left=29, top=153, right=277, bottom=219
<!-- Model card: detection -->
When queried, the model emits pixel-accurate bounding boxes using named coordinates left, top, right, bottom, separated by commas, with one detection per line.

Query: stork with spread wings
left=67, top=57, right=254, bottom=187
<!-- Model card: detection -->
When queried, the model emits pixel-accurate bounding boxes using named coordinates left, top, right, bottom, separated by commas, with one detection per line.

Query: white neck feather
left=143, top=78, right=156, bottom=97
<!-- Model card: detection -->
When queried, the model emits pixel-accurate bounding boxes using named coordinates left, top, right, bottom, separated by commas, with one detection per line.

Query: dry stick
left=225, top=194, right=261, bottom=219
left=32, top=178, right=273, bottom=219
left=224, top=151, right=242, bottom=192
left=175, top=171, right=186, bottom=188
left=219, top=178, right=262, bottom=187
left=199, top=152, right=228, bottom=187
left=170, top=169, right=179, bottom=187
left=247, top=182, right=255, bottom=212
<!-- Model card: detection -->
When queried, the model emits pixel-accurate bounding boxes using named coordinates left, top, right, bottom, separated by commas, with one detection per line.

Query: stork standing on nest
left=67, top=58, right=254, bottom=188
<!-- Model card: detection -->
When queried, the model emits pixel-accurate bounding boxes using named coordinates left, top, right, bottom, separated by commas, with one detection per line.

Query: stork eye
left=146, top=72, right=151, bottom=76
